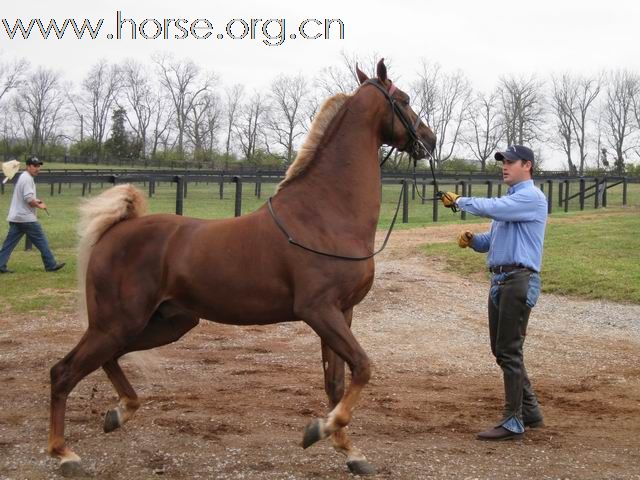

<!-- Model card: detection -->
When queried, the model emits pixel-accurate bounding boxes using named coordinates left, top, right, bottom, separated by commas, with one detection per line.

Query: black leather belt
left=489, top=265, right=533, bottom=274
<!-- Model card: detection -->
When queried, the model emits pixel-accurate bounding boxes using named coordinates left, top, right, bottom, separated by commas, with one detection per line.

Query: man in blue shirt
left=441, top=145, right=547, bottom=441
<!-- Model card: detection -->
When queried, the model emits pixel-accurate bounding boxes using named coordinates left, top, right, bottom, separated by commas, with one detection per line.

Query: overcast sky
left=3, top=0, right=640, bottom=166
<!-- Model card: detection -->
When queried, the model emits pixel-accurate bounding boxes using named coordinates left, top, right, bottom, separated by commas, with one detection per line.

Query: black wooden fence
left=1, top=170, right=634, bottom=222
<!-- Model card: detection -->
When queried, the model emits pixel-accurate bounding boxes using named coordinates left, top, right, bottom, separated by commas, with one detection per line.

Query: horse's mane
left=276, top=92, right=351, bottom=192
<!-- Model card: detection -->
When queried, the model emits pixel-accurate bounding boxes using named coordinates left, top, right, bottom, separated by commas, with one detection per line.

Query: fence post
left=558, top=181, right=564, bottom=208
left=486, top=181, right=493, bottom=198
left=460, top=181, right=467, bottom=220
left=50, top=183, right=54, bottom=196
left=183, top=178, right=188, bottom=199
left=219, top=179, right=224, bottom=199
left=175, top=176, right=184, bottom=215
left=432, top=182, right=439, bottom=222
left=421, top=182, right=426, bottom=205
left=402, top=180, right=409, bottom=224
left=148, top=179, right=154, bottom=198
left=594, top=178, right=600, bottom=209
left=602, top=179, right=607, bottom=207
left=233, top=176, right=242, bottom=217
left=81, top=183, right=87, bottom=197
left=546, top=180, right=553, bottom=215
left=24, top=237, right=33, bottom=251
left=564, top=180, right=569, bottom=213
left=256, top=175, right=262, bottom=199
left=623, top=177, right=628, bottom=206
left=579, top=178, right=585, bottom=211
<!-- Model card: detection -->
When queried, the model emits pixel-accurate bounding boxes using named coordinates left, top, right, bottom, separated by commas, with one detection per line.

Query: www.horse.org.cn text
left=1, top=11, right=346, bottom=46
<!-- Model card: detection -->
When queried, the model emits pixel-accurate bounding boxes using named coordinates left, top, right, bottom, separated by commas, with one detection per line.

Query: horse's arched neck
left=273, top=93, right=386, bottom=241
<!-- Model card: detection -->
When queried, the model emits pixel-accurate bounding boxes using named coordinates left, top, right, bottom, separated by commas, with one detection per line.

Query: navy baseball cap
left=494, top=145, right=534, bottom=164
left=26, top=156, right=43, bottom=166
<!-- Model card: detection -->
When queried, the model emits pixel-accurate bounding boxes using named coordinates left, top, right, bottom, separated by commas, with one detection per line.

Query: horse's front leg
left=321, top=328, right=376, bottom=475
left=300, top=305, right=374, bottom=474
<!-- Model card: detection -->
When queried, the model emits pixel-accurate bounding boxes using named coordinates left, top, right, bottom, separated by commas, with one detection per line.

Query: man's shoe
left=524, top=418, right=544, bottom=428
left=476, top=426, right=523, bottom=441
left=45, top=263, right=66, bottom=272
left=0, top=267, right=14, bottom=274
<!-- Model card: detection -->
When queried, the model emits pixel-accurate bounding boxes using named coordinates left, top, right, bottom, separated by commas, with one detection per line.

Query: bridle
left=364, top=79, right=446, bottom=205
left=266, top=79, right=441, bottom=261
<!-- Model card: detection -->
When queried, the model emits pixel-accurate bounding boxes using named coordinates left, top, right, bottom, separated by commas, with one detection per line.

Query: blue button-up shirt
left=456, top=180, right=548, bottom=272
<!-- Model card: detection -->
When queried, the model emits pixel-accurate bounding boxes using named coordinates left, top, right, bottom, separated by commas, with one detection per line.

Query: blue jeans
left=0, top=221, right=57, bottom=270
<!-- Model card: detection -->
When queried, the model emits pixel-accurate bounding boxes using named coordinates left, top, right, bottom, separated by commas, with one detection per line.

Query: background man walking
left=0, top=157, right=65, bottom=274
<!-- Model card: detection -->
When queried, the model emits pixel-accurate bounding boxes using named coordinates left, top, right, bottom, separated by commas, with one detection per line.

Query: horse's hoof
left=103, top=409, right=120, bottom=433
left=347, top=460, right=377, bottom=476
left=302, top=419, right=324, bottom=449
left=60, top=460, right=86, bottom=477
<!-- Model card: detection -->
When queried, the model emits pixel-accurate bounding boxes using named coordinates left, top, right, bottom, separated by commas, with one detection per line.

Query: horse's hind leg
left=300, top=306, right=372, bottom=456
left=49, top=328, right=125, bottom=475
left=102, top=360, right=141, bottom=433
left=102, top=310, right=199, bottom=433
left=322, top=335, right=376, bottom=476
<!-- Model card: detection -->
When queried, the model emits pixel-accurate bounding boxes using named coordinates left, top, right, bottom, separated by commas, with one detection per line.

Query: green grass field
left=422, top=209, right=640, bottom=304
left=0, top=177, right=638, bottom=313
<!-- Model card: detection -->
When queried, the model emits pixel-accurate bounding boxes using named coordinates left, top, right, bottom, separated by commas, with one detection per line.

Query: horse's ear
left=356, top=63, right=369, bottom=85
left=376, top=59, right=388, bottom=83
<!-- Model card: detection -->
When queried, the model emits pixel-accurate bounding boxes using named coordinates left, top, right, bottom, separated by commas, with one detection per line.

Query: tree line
left=1, top=52, right=640, bottom=174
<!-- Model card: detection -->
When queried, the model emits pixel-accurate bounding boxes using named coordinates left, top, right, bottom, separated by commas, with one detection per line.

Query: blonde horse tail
left=77, top=184, right=148, bottom=318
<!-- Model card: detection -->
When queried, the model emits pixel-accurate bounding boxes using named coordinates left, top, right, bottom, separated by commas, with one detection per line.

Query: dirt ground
left=1, top=223, right=639, bottom=480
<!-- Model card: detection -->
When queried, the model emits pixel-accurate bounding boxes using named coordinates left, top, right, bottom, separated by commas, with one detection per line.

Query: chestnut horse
left=49, top=59, right=436, bottom=476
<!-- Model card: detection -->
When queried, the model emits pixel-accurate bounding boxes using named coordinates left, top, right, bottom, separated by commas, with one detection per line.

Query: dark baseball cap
left=494, top=145, right=534, bottom=164
left=26, top=156, right=43, bottom=166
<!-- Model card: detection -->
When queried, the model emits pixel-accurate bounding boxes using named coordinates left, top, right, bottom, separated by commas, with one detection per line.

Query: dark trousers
left=488, top=269, right=542, bottom=429
left=0, top=221, right=57, bottom=270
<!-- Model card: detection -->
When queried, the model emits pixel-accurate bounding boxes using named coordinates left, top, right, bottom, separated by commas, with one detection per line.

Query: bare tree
left=70, top=60, right=121, bottom=151
left=13, top=67, right=67, bottom=152
left=155, top=54, right=213, bottom=157
left=603, top=70, right=639, bottom=173
left=0, top=55, right=28, bottom=104
left=149, top=94, right=173, bottom=159
left=186, top=92, right=222, bottom=162
left=266, top=74, right=309, bottom=165
left=413, top=61, right=472, bottom=167
left=314, top=51, right=381, bottom=96
left=550, top=75, right=578, bottom=174
left=462, top=90, right=503, bottom=171
left=571, top=75, right=601, bottom=174
left=497, top=75, right=544, bottom=146
left=223, top=84, right=244, bottom=166
left=120, top=60, right=154, bottom=157
left=235, top=91, right=267, bottom=164
left=550, top=74, right=601, bottom=174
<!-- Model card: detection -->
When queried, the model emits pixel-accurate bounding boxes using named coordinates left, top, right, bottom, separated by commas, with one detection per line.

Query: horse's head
left=356, top=59, right=436, bottom=161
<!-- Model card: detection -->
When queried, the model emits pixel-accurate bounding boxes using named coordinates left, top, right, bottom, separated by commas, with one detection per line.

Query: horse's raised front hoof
left=347, top=460, right=377, bottom=476
left=60, top=460, right=87, bottom=478
left=103, top=409, right=121, bottom=433
left=302, top=419, right=324, bottom=449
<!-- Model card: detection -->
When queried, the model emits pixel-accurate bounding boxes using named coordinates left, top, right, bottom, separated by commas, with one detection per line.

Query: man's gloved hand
left=440, top=191, right=460, bottom=209
left=457, top=231, right=473, bottom=248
